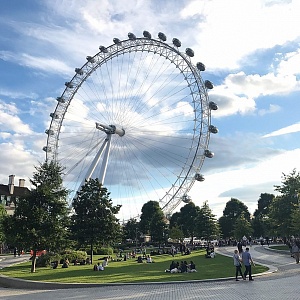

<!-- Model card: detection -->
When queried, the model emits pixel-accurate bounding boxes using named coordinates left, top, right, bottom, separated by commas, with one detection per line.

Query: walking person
left=291, top=240, right=300, bottom=264
left=237, top=240, right=243, bottom=254
left=233, top=250, right=245, bottom=281
left=242, top=247, right=255, bottom=281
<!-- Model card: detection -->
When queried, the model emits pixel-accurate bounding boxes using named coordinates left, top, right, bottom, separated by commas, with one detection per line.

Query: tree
left=269, top=169, right=300, bottom=237
left=195, top=201, right=219, bottom=241
left=168, top=225, right=184, bottom=242
left=178, top=202, right=200, bottom=243
left=71, top=178, right=121, bottom=264
left=168, top=211, right=181, bottom=229
left=122, top=218, right=139, bottom=243
left=219, top=198, right=250, bottom=239
left=252, top=193, right=274, bottom=238
left=233, top=212, right=253, bottom=240
left=3, top=161, right=69, bottom=272
left=290, top=205, right=300, bottom=237
left=0, top=205, right=7, bottom=248
left=139, top=201, right=166, bottom=243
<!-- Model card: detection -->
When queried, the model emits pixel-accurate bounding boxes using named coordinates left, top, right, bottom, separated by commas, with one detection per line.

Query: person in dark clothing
left=237, top=241, right=243, bottom=254
left=179, top=261, right=187, bottom=273
left=242, top=247, right=255, bottom=281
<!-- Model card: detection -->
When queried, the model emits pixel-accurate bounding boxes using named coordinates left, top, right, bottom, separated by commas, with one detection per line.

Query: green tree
left=0, top=204, right=7, bottom=246
left=3, top=161, right=69, bottom=272
left=219, top=198, right=250, bottom=239
left=269, top=169, right=300, bottom=237
left=168, top=225, right=184, bottom=242
left=139, top=201, right=166, bottom=243
left=196, top=201, right=219, bottom=241
left=290, top=205, right=300, bottom=237
left=169, top=212, right=181, bottom=229
left=71, top=178, right=121, bottom=264
left=122, top=218, right=139, bottom=243
left=233, top=212, right=253, bottom=240
left=252, top=193, right=274, bottom=238
left=178, top=202, right=200, bottom=243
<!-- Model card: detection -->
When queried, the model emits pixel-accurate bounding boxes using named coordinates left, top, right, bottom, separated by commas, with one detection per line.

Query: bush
left=86, top=247, right=114, bottom=256
left=36, top=253, right=61, bottom=267
left=60, top=250, right=87, bottom=263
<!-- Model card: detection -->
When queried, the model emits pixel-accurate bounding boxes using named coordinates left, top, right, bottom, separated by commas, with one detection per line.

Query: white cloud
left=0, top=88, right=38, bottom=100
left=224, top=72, right=298, bottom=98
left=0, top=142, right=37, bottom=185
left=0, top=51, right=73, bottom=76
left=190, top=148, right=300, bottom=217
left=263, top=122, right=300, bottom=138
left=209, top=87, right=256, bottom=117
left=181, top=0, right=300, bottom=70
left=209, top=71, right=296, bottom=118
left=258, top=104, right=281, bottom=116
left=276, top=49, right=300, bottom=77
left=0, top=101, right=32, bottom=134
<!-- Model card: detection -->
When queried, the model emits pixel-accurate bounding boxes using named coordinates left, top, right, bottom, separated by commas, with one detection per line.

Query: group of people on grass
left=165, top=260, right=196, bottom=273
left=93, top=257, right=109, bottom=271
left=137, top=254, right=153, bottom=263
left=205, top=242, right=216, bottom=258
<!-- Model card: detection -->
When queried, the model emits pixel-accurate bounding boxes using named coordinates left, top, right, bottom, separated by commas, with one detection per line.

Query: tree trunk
left=31, top=250, right=37, bottom=273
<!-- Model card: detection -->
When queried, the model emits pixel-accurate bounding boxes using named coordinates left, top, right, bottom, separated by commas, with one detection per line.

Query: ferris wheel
left=43, top=31, right=218, bottom=219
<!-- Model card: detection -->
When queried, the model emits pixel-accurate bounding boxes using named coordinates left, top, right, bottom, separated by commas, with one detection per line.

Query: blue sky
left=1, top=0, right=300, bottom=220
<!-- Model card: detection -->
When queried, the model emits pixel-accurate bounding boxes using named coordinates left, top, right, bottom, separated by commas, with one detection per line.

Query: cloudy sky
left=1, top=0, right=300, bottom=220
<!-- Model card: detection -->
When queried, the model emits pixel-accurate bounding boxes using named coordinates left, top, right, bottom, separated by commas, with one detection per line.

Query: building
left=0, top=175, right=30, bottom=215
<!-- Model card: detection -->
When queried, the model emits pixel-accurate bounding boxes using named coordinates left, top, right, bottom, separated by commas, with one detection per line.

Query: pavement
left=0, top=245, right=299, bottom=299
left=0, top=254, right=31, bottom=270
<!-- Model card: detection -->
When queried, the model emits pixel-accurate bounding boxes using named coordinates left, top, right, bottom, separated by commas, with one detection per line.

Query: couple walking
left=233, top=247, right=255, bottom=281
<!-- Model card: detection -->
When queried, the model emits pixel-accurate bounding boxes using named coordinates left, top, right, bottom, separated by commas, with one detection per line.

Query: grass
left=0, top=250, right=268, bottom=284
left=269, top=245, right=290, bottom=251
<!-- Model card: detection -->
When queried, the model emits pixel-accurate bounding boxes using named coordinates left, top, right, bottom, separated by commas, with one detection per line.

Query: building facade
left=0, top=175, right=30, bottom=215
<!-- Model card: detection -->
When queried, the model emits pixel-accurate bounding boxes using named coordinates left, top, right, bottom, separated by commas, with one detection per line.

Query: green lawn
left=0, top=250, right=268, bottom=283
left=269, top=245, right=290, bottom=251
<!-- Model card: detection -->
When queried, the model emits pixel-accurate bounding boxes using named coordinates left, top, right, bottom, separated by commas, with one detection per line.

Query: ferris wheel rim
left=44, top=32, right=214, bottom=216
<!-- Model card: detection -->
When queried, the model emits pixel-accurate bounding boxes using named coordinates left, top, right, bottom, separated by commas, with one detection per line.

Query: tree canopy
left=269, top=169, right=300, bottom=237
left=252, top=193, right=274, bottom=238
left=218, top=198, right=250, bottom=239
left=0, top=204, right=7, bottom=245
left=3, top=161, right=69, bottom=272
left=195, top=201, right=219, bottom=241
left=139, top=200, right=166, bottom=243
left=71, top=178, right=121, bottom=263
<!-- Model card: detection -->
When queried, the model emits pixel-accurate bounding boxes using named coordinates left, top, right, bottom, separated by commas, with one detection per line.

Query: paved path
left=0, top=246, right=299, bottom=299
left=0, top=255, right=30, bottom=270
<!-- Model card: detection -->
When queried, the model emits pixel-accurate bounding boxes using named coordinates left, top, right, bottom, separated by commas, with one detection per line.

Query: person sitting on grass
left=179, top=261, right=188, bottom=273
left=52, top=261, right=58, bottom=269
left=146, top=254, right=153, bottom=263
left=165, top=260, right=178, bottom=273
left=102, top=257, right=109, bottom=267
left=188, top=261, right=197, bottom=272
left=170, top=260, right=176, bottom=270
left=62, top=258, right=69, bottom=268
left=97, top=262, right=104, bottom=271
